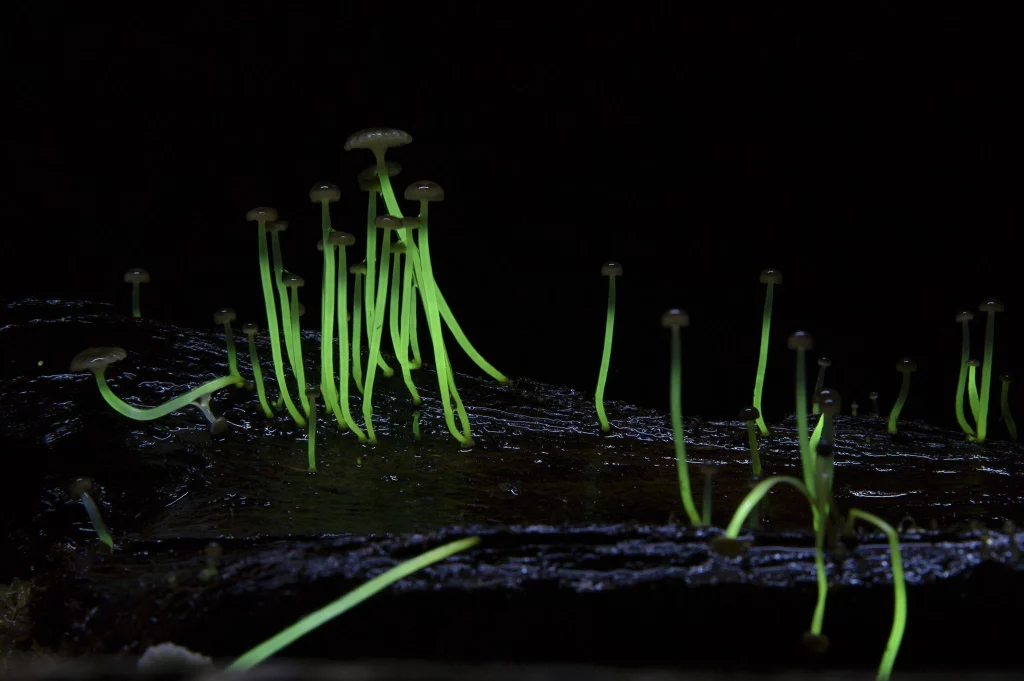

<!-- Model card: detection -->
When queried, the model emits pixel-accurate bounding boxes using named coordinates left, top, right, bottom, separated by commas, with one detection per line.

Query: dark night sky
left=3, top=2, right=1020, bottom=429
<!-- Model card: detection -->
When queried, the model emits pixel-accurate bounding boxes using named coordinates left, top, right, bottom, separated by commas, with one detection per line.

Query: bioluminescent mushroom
left=954, top=310, right=976, bottom=437
left=305, top=384, right=320, bottom=472
left=310, top=182, right=342, bottom=415
left=595, top=261, right=623, bottom=433
left=752, top=268, right=782, bottom=435
left=246, top=207, right=304, bottom=427
left=242, top=322, right=274, bottom=418
left=738, top=406, right=762, bottom=477
left=327, top=231, right=366, bottom=442
left=1000, top=373, right=1017, bottom=442
left=282, top=271, right=310, bottom=416
left=887, top=358, right=917, bottom=435
left=661, top=308, right=701, bottom=526
left=123, top=268, right=150, bottom=319
left=213, top=307, right=239, bottom=377
left=812, top=357, right=831, bottom=415
left=976, top=298, right=1005, bottom=443
left=71, top=478, right=114, bottom=549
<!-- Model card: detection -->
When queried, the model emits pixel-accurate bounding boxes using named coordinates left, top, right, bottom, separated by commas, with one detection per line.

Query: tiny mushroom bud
left=759, top=268, right=783, bottom=285
left=601, top=261, right=623, bottom=277
left=661, top=309, right=690, bottom=328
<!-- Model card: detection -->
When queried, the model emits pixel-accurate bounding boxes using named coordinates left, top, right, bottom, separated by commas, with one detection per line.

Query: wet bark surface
left=1, top=298, right=1022, bottom=673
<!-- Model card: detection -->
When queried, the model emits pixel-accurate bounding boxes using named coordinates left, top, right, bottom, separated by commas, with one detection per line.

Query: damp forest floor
left=1, top=297, right=1022, bottom=675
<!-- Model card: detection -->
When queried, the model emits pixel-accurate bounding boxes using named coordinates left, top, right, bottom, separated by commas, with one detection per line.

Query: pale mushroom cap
left=738, top=406, right=760, bottom=421
left=818, top=388, right=842, bottom=414
left=242, top=322, right=259, bottom=335
left=374, top=215, right=403, bottom=230
left=759, top=268, right=783, bottom=285
left=71, top=477, right=93, bottom=497
left=404, top=180, right=444, bottom=202
left=210, top=417, right=229, bottom=436
left=344, top=127, right=412, bottom=152
left=309, top=182, right=341, bottom=203
left=328, top=231, right=356, bottom=247
left=1000, top=372, right=1013, bottom=383
left=979, top=298, right=1005, bottom=313
left=850, top=401, right=859, bottom=409
left=297, top=302, right=306, bottom=316
left=601, top=261, right=623, bottom=277
left=401, top=216, right=421, bottom=229
left=124, top=268, right=150, bottom=284
left=896, top=358, right=918, bottom=372
left=787, top=331, right=813, bottom=350
left=817, top=357, right=832, bottom=368
left=660, top=309, right=690, bottom=328
left=350, top=262, right=367, bottom=275
left=956, top=310, right=975, bottom=323
left=869, top=391, right=879, bottom=400
left=246, top=207, right=278, bottom=222
left=213, top=308, right=236, bottom=325
left=306, top=385, right=321, bottom=399
left=71, top=346, right=127, bottom=373
left=967, top=359, right=981, bottom=367
left=316, top=239, right=323, bottom=253
left=282, top=272, right=305, bottom=287
left=391, top=240, right=407, bottom=255
left=267, top=220, right=289, bottom=233
left=357, top=162, right=402, bottom=183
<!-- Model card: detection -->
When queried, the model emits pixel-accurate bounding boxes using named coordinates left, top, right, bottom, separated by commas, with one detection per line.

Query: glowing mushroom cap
left=309, top=182, right=341, bottom=203
left=660, top=309, right=690, bottom=328
left=404, top=180, right=444, bottom=202
left=350, top=261, right=367, bottom=275
left=1000, top=373, right=1013, bottom=383
left=850, top=400, right=859, bottom=410
left=817, top=388, right=842, bottom=414
left=124, top=268, right=150, bottom=284
left=246, top=207, right=278, bottom=222
left=738, top=406, right=760, bottom=421
left=242, top=322, right=259, bottom=335
left=967, top=358, right=981, bottom=367
left=344, top=127, right=412, bottom=153
left=979, top=298, right=1005, bottom=313
left=759, top=268, right=783, bottom=285
left=282, top=272, right=305, bottom=288
left=70, top=346, right=127, bottom=373
left=357, top=162, right=402, bottom=184
left=71, top=477, right=93, bottom=497
left=817, top=357, right=831, bottom=368
left=374, top=215, right=403, bottom=230
left=869, top=391, right=879, bottom=400
left=267, top=220, right=289, bottom=233
left=787, top=331, right=813, bottom=350
left=896, top=358, right=918, bottom=373
left=213, top=308, right=236, bottom=325
left=601, top=261, right=623, bottom=277
left=328, top=231, right=356, bottom=247
left=956, top=310, right=974, bottom=323
left=391, top=240, right=407, bottom=255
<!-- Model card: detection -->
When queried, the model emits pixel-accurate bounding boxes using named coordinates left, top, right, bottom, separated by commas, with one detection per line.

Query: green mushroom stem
left=954, top=311, right=977, bottom=437
left=242, top=323, right=274, bottom=418
left=306, top=385, right=320, bottom=472
left=967, top=359, right=982, bottom=425
left=752, top=268, right=781, bottom=435
left=71, top=478, right=114, bottom=550
left=850, top=401, right=859, bottom=417
left=330, top=234, right=366, bottom=441
left=123, top=268, right=150, bottom=319
left=976, top=298, right=1005, bottom=443
left=739, top=406, right=762, bottom=477
left=214, top=308, right=239, bottom=377
left=311, top=183, right=343, bottom=417
left=787, top=331, right=817, bottom=501
left=247, top=207, right=305, bottom=427
left=283, top=273, right=311, bottom=417
left=869, top=391, right=879, bottom=416
left=361, top=215, right=399, bottom=444
left=887, top=358, right=917, bottom=435
left=845, top=509, right=908, bottom=681
left=700, top=466, right=715, bottom=526
left=71, top=346, right=244, bottom=422
left=389, top=240, right=421, bottom=404
left=268, top=221, right=301, bottom=384
left=350, top=262, right=367, bottom=394
left=662, top=309, right=701, bottom=526
left=1000, top=373, right=1017, bottom=442
left=595, top=261, right=622, bottom=432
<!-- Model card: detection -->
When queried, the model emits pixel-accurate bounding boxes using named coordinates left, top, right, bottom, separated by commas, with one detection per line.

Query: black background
left=4, top=2, right=1020, bottom=430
